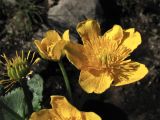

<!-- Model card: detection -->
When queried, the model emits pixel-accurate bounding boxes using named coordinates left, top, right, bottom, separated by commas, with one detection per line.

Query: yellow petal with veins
left=45, top=30, right=61, bottom=43
left=41, top=38, right=51, bottom=50
left=122, top=28, right=141, bottom=51
left=65, top=42, right=88, bottom=69
left=50, top=96, right=81, bottom=119
left=113, top=62, right=148, bottom=86
left=104, top=24, right=123, bottom=42
left=51, top=40, right=66, bottom=61
left=77, top=19, right=100, bottom=44
left=79, top=70, right=113, bottom=93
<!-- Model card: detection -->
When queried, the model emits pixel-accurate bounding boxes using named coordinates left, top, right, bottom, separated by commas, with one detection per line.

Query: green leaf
left=27, top=74, right=43, bottom=111
left=0, top=88, right=28, bottom=120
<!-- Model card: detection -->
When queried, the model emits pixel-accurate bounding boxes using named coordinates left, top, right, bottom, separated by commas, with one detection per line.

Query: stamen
left=33, top=58, right=40, bottom=65
left=27, top=50, right=31, bottom=60
left=30, top=52, right=36, bottom=63
left=15, top=66, right=20, bottom=79
left=5, top=81, right=16, bottom=93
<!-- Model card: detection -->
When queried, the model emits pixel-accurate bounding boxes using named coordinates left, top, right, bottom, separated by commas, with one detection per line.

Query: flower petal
left=29, top=109, right=53, bottom=120
left=51, top=40, right=66, bottom=61
left=121, top=28, right=141, bottom=51
left=34, top=40, right=48, bottom=59
left=77, top=19, right=100, bottom=44
left=45, top=30, right=61, bottom=43
left=30, top=95, right=102, bottom=120
left=79, top=70, right=113, bottom=93
left=65, top=42, right=88, bottom=69
left=113, top=62, right=148, bottom=86
left=41, top=38, right=51, bottom=50
left=62, top=30, right=70, bottom=42
left=104, top=25, right=123, bottom=42
left=50, top=96, right=81, bottom=119
left=83, top=112, right=102, bottom=120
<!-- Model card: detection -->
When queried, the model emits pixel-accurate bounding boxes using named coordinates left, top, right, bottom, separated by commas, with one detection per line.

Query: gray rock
left=47, top=0, right=103, bottom=40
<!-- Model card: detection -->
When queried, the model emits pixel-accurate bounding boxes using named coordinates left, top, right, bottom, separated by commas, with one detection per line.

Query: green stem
left=58, top=60, right=73, bottom=102
left=0, top=100, right=23, bottom=120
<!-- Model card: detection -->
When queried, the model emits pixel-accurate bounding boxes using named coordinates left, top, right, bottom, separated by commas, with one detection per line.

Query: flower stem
left=58, top=60, right=73, bottom=102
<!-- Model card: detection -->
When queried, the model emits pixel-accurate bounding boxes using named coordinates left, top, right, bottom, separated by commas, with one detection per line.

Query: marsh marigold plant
left=29, top=95, right=101, bottom=120
left=65, top=19, right=148, bottom=93
left=34, top=30, right=70, bottom=61
left=0, top=51, right=40, bottom=92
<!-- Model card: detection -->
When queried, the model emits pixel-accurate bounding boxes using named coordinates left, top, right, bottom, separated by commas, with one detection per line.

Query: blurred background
left=0, top=0, right=160, bottom=120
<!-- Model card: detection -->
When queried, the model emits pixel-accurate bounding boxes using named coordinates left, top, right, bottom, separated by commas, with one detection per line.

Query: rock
left=47, top=0, right=103, bottom=40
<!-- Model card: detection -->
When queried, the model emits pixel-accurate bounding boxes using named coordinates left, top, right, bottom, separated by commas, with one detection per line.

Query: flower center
left=6, top=57, right=29, bottom=81
left=93, top=37, right=131, bottom=71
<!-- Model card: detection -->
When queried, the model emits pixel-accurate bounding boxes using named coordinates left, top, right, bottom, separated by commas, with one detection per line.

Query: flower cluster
left=0, top=19, right=148, bottom=120
left=29, top=19, right=148, bottom=119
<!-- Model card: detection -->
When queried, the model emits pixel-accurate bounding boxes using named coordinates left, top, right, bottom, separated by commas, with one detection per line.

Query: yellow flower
left=29, top=95, right=101, bottom=120
left=34, top=30, right=70, bottom=61
left=65, top=19, right=148, bottom=93
left=0, top=51, right=40, bottom=92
